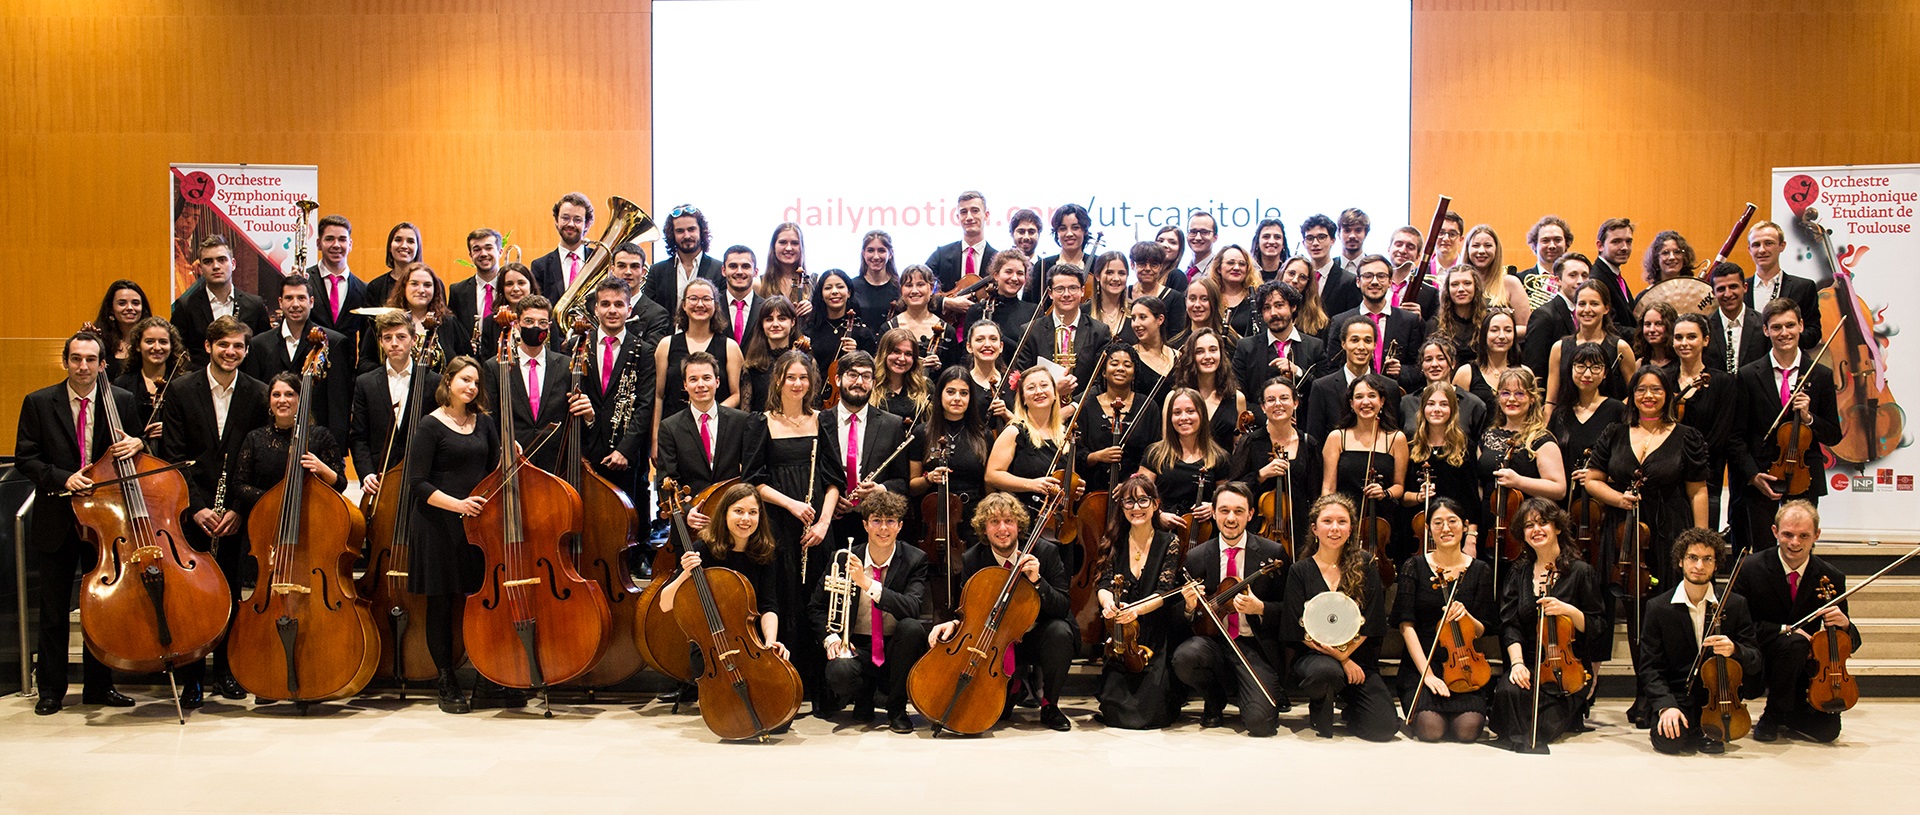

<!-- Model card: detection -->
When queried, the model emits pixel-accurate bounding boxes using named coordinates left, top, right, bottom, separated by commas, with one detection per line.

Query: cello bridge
left=131, top=545, right=164, bottom=563
left=965, top=647, right=989, bottom=658
left=270, top=583, right=311, bottom=595
left=501, top=577, right=542, bottom=588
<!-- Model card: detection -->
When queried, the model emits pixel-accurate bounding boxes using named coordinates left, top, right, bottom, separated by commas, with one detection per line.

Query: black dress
left=406, top=413, right=499, bottom=596
left=740, top=341, right=797, bottom=415
left=1550, top=398, right=1628, bottom=467
left=964, top=369, right=1016, bottom=434
left=1677, top=367, right=1736, bottom=463
left=803, top=311, right=878, bottom=374
left=1554, top=334, right=1628, bottom=399
left=232, top=424, right=349, bottom=515
left=1392, top=554, right=1497, bottom=714
left=111, top=369, right=164, bottom=443
left=1281, top=557, right=1398, bottom=740
left=1095, top=530, right=1185, bottom=730
left=1591, top=423, right=1707, bottom=589
left=1464, top=364, right=1499, bottom=410
left=1332, top=430, right=1401, bottom=560
left=1133, top=354, right=1174, bottom=406
left=684, top=540, right=779, bottom=617
left=1225, top=296, right=1258, bottom=339
left=1409, top=447, right=1483, bottom=534
left=1491, top=558, right=1608, bottom=748
left=1147, top=455, right=1232, bottom=516
left=1002, top=428, right=1062, bottom=517
left=1076, top=391, right=1161, bottom=494
left=1230, top=427, right=1320, bottom=551
left=662, top=332, right=734, bottom=422
left=849, top=274, right=900, bottom=332
left=1202, top=392, right=1239, bottom=453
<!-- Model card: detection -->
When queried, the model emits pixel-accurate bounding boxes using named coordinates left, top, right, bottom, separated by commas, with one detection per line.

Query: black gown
left=662, top=332, right=734, bottom=422
left=1491, top=558, right=1608, bottom=748
left=1591, top=423, right=1708, bottom=589
left=1003, top=429, right=1062, bottom=518
left=849, top=274, right=900, bottom=332
left=1392, top=554, right=1497, bottom=715
left=1229, top=427, right=1321, bottom=553
left=1202, top=392, right=1239, bottom=453
left=1464, top=363, right=1500, bottom=411
left=1332, top=431, right=1401, bottom=562
left=740, top=341, right=797, bottom=415
left=406, top=413, right=499, bottom=596
left=1148, top=455, right=1232, bottom=516
left=964, top=369, right=1016, bottom=434
left=1550, top=398, right=1628, bottom=468
left=1075, top=391, right=1161, bottom=494
left=803, top=311, right=878, bottom=374
left=1133, top=355, right=1174, bottom=406
left=1095, top=530, right=1185, bottom=729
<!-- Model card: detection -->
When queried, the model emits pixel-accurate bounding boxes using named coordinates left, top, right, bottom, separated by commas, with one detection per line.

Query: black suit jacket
left=1009, top=311, right=1112, bottom=394
left=1318, top=260, right=1361, bottom=316
left=169, top=281, right=272, bottom=369
left=1591, top=256, right=1638, bottom=331
left=448, top=273, right=511, bottom=357
left=582, top=327, right=657, bottom=464
left=1730, top=546, right=1862, bottom=653
left=1523, top=295, right=1577, bottom=380
left=348, top=364, right=441, bottom=479
left=240, top=323, right=353, bottom=448
left=815, top=406, right=911, bottom=499
left=657, top=405, right=765, bottom=494
left=305, top=267, right=373, bottom=358
left=926, top=240, right=997, bottom=292
left=1747, top=272, right=1823, bottom=351
left=1706, top=309, right=1770, bottom=375
left=1327, top=306, right=1426, bottom=393
left=643, top=254, right=724, bottom=318
left=1185, top=535, right=1289, bottom=658
left=157, top=368, right=271, bottom=527
left=1302, top=367, right=1401, bottom=440
left=963, top=293, right=1039, bottom=349
left=625, top=296, right=674, bottom=348
left=1728, top=355, right=1841, bottom=498
left=807, top=543, right=929, bottom=645
left=480, top=349, right=576, bottom=474
left=959, top=539, right=1071, bottom=626
left=14, top=381, right=141, bottom=552
left=1637, top=587, right=1764, bottom=712
left=1233, top=328, right=1325, bottom=409
left=529, top=248, right=581, bottom=302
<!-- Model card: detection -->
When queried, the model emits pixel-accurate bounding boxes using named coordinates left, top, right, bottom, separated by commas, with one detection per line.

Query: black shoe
left=850, top=703, right=874, bottom=722
left=1310, top=702, right=1334, bottom=738
left=1701, top=738, right=1725, bottom=754
left=437, top=671, right=470, bottom=715
left=83, top=689, right=136, bottom=708
left=214, top=676, right=247, bottom=700
left=1040, top=704, right=1072, bottom=732
left=1200, top=705, right=1225, bottom=728
left=888, top=711, right=914, bottom=733
left=499, top=688, right=528, bottom=709
left=1753, top=719, right=1780, bottom=743
left=180, top=683, right=204, bottom=710
left=34, top=695, right=62, bottom=715
left=1275, top=697, right=1292, bottom=714
left=655, top=687, right=685, bottom=704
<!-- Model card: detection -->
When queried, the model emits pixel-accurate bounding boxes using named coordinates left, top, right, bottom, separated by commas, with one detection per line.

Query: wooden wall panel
left=0, top=1, right=653, bottom=453
left=1413, top=0, right=1917, bottom=286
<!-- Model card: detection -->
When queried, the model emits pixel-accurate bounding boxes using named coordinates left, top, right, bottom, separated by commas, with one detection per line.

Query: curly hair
left=1168, top=327, right=1239, bottom=406
left=1512, top=497, right=1579, bottom=571
left=664, top=205, right=712, bottom=257
left=125, top=315, right=187, bottom=375
left=1305, top=493, right=1370, bottom=598
left=1642, top=230, right=1697, bottom=285
left=971, top=492, right=1031, bottom=544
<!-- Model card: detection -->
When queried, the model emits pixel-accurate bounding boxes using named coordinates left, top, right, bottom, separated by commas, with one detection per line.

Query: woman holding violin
left=802, top=269, right=876, bottom=376
left=1320, top=374, right=1408, bottom=564
left=1490, top=498, right=1607, bottom=752
left=1405, top=382, right=1482, bottom=536
left=962, top=320, right=1014, bottom=431
left=1282, top=494, right=1398, bottom=741
left=404, top=356, right=497, bottom=714
left=1550, top=343, right=1630, bottom=467
left=1584, top=366, right=1709, bottom=590
left=1394, top=497, right=1496, bottom=742
left=1140, top=388, right=1231, bottom=536
left=1230, top=376, right=1318, bottom=550
left=1080, top=344, right=1162, bottom=495
left=912, top=366, right=993, bottom=615
left=887, top=265, right=960, bottom=371
left=739, top=295, right=800, bottom=413
left=111, top=316, right=186, bottom=443
left=1128, top=295, right=1179, bottom=399
left=1477, top=368, right=1568, bottom=559
left=848, top=229, right=900, bottom=331
left=986, top=366, right=1079, bottom=522
left=1093, top=475, right=1187, bottom=730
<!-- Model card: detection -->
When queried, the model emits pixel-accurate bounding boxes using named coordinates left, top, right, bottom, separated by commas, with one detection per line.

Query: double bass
left=462, top=309, right=610, bottom=713
left=227, top=329, right=379, bottom=711
left=560, top=316, right=645, bottom=689
left=1800, top=206, right=1904, bottom=466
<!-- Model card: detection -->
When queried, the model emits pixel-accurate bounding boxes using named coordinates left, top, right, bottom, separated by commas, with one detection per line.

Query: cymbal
left=350, top=306, right=405, bottom=318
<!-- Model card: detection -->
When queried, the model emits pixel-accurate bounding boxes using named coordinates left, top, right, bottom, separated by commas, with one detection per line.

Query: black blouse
left=1498, top=557, right=1609, bottom=665
left=233, top=423, right=348, bottom=514
left=1281, top=555, right=1388, bottom=671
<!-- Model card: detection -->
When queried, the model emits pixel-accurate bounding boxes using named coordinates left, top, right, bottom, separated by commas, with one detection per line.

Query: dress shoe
left=214, top=676, right=247, bottom=700
left=1275, top=697, right=1292, bottom=714
left=1040, top=704, right=1072, bottom=732
left=1309, top=701, right=1335, bottom=738
left=655, top=686, right=686, bottom=704
left=1700, top=738, right=1725, bottom=755
left=1200, top=706, right=1225, bottom=729
left=34, top=695, right=62, bottom=715
left=1753, top=719, right=1780, bottom=743
left=888, top=711, right=914, bottom=733
left=180, top=683, right=205, bottom=710
left=83, top=689, right=136, bottom=708
left=436, top=670, right=470, bottom=715
left=850, top=702, right=874, bottom=722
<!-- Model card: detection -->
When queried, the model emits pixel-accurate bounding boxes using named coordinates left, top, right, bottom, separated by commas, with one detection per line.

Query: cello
left=227, top=329, right=380, bottom=711
left=560, top=316, right=645, bottom=689
left=72, top=358, right=231, bottom=721
left=462, top=309, right=610, bottom=714
left=634, top=477, right=740, bottom=683
left=1800, top=206, right=1904, bottom=466
left=358, top=315, right=449, bottom=697
left=659, top=481, right=803, bottom=741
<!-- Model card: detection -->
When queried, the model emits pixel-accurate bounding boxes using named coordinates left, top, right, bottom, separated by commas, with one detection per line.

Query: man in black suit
left=240, top=275, right=352, bottom=449
left=1706, top=262, right=1769, bottom=375
left=655, top=350, right=765, bottom=531
left=171, top=235, right=271, bottom=369
left=1728, top=299, right=1841, bottom=557
left=1523, top=253, right=1589, bottom=380
left=962, top=249, right=1038, bottom=347
left=813, top=352, right=911, bottom=548
left=305, top=214, right=372, bottom=357
left=1301, top=214, right=1359, bottom=316
left=927, top=492, right=1076, bottom=732
left=1592, top=218, right=1639, bottom=331
left=1233, top=281, right=1323, bottom=409
left=1010, top=264, right=1113, bottom=398
left=809, top=491, right=929, bottom=733
left=1746, top=221, right=1823, bottom=350
left=529, top=192, right=593, bottom=301
left=1384, top=226, right=1442, bottom=321
left=925, top=191, right=997, bottom=295
left=604, top=243, right=673, bottom=346
left=1522, top=215, right=1573, bottom=311
left=1639, top=528, right=1762, bottom=755
left=1304, top=313, right=1402, bottom=440
left=349, top=311, right=441, bottom=494
left=158, top=315, right=271, bottom=705
left=448, top=228, right=508, bottom=358
left=581, top=279, right=657, bottom=527
left=15, top=331, right=142, bottom=714
left=1729, top=501, right=1860, bottom=743
left=479, top=295, right=592, bottom=475
left=1172, top=484, right=1290, bottom=736
left=644, top=204, right=724, bottom=319
left=1327, top=255, right=1425, bottom=393
left=716, top=245, right=767, bottom=353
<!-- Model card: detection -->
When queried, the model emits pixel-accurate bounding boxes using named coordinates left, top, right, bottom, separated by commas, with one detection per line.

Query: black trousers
left=1172, top=635, right=1281, bottom=737
left=1293, top=653, right=1397, bottom=741
left=1650, top=702, right=1713, bottom=754
left=1758, top=633, right=1843, bottom=742
left=823, top=619, right=929, bottom=714
left=1015, top=617, right=1075, bottom=706
left=178, top=526, right=245, bottom=687
left=31, top=537, right=114, bottom=699
left=1492, top=676, right=1580, bottom=749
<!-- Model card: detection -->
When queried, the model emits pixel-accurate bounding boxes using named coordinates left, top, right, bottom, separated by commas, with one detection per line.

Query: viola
left=1485, top=443, right=1523, bottom=562
left=228, top=328, right=380, bottom=709
left=1045, top=423, right=1085, bottom=547
left=560, top=316, right=646, bottom=689
left=1260, top=445, right=1295, bottom=559
left=919, top=439, right=965, bottom=622
left=1534, top=567, right=1588, bottom=696
left=1610, top=471, right=1656, bottom=599
left=907, top=497, right=1049, bottom=736
left=817, top=314, right=862, bottom=410
left=1806, top=576, right=1859, bottom=713
left=1565, top=450, right=1606, bottom=571
left=1356, top=466, right=1394, bottom=586
left=634, top=477, right=740, bottom=681
left=1103, top=575, right=1152, bottom=673
left=1801, top=207, right=1904, bottom=467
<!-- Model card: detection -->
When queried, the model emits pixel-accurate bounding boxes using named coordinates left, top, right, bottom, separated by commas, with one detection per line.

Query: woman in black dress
left=1633, top=300, right=1680, bottom=373
left=653, top=278, right=743, bottom=457
left=1081, top=344, right=1163, bottom=496
left=739, top=295, right=799, bottom=413
left=405, top=356, right=499, bottom=713
left=1321, top=374, right=1409, bottom=562
left=1405, top=382, right=1483, bottom=536
left=1208, top=245, right=1261, bottom=339
left=1428, top=267, right=1485, bottom=367
left=873, top=327, right=930, bottom=422
left=803, top=269, right=877, bottom=377
left=111, top=316, right=186, bottom=443
left=962, top=319, right=1014, bottom=431
left=1166, top=327, right=1244, bottom=452
left=1231, top=376, right=1318, bottom=554
left=92, top=279, right=152, bottom=381
left=911, top=366, right=992, bottom=616
left=886, top=265, right=959, bottom=374
left=234, top=373, right=348, bottom=511
left=1490, top=498, right=1608, bottom=752
left=1671, top=313, right=1736, bottom=522
left=753, top=349, right=829, bottom=713
left=985, top=366, right=1074, bottom=519
left=848, top=229, right=900, bottom=331
left=1546, top=280, right=1638, bottom=407
left=1139, top=388, right=1231, bottom=531
left=1395, top=497, right=1497, bottom=743
left=657, top=482, right=790, bottom=662
left=1478, top=368, right=1568, bottom=561
left=1402, top=338, right=1487, bottom=444
left=1128, top=296, right=1179, bottom=400
left=1550, top=342, right=1631, bottom=475
left=1094, top=475, right=1187, bottom=730
left=1283, top=494, right=1397, bottom=741
left=1454, top=306, right=1520, bottom=410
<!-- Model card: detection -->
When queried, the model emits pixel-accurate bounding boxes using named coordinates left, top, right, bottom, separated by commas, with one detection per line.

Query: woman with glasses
left=1641, top=230, right=1697, bottom=286
left=1231, top=376, right=1318, bottom=549
left=1545, top=280, right=1637, bottom=408
left=652, top=278, right=742, bottom=454
left=1489, top=498, right=1607, bottom=752
left=1477, top=368, right=1567, bottom=559
left=1580, top=366, right=1708, bottom=611
left=1549, top=343, right=1629, bottom=484
left=1093, top=475, right=1188, bottom=730
left=1394, top=496, right=1495, bottom=742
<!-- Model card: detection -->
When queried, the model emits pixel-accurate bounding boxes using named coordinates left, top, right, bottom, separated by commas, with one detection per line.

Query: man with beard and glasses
left=531, top=192, right=594, bottom=301
left=809, top=351, right=912, bottom=554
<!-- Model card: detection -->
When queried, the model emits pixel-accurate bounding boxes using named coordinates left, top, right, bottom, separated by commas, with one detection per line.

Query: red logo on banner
left=1831, top=473, right=1850, bottom=492
left=1878, top=468, right=1895, bottom=485
left=1899, top=476, right=1913, bottom=492
left=178, top=171, right=215, bottom=205
left=1784, top=174, right=1819, bottom=217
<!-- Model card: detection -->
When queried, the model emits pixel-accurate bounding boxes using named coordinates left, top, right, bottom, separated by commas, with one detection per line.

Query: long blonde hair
left=1495, top=367, right=1551, bottom=450
left=1010, top=365, right=1064, bottom=448
left=1306, top=493, right=1370, bottom=598
left=873, top=327, right=930, bottom=416
left=1462, top=224, right=1510, bottom=309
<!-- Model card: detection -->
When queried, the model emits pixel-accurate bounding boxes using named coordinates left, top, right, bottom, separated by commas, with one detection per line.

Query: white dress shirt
left=208, top=370, right=236, bottom=437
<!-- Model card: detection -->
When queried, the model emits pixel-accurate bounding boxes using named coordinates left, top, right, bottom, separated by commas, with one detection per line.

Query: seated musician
left=1171, top=482, right=1290, bottom=736
left=232, top=373, right=348, bottom=509
left=1490, top=498, right=1608, bottom=751
left=1282, top=494, right=1397, bottom=741
left=1093, top=476, right=1187, bottom=730
left=928, top=492, right=1075, bottom=732
left=1393, top=497, right=1496, bottom=743
left=1729, top=500, right=1860, bottom=743
left=1640, top=528, right=1762, bottom=755
left=658, top=482, right=789, bottom=660
left=809, top=491, right=928, bottom=733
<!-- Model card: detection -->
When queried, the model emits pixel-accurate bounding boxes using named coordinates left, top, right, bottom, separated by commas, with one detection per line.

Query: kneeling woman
left=658, top=482, right=791, bottom=666
left=1094, top=475, right=1188, bottom=730
left=1394, top=497, right=1497, bottom=742
left=1489, top=498, right=1607, bottom=752
left=1283, top=494, right=1397, bottom=741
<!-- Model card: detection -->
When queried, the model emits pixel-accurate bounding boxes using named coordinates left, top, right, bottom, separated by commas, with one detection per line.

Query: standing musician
left=1011, top=264, right=1111, bottom=397
left=873, top=328, right=932, bottom=421
left=478, top=295, right=592, bottom=475
left=1088, top=251, right=1133, bottom=340
left=1283, top=494, right=1398, bottom=741
left=1233, top=281, right=1323, bottom=412
left=1460, top=226, right=1533, bottom=338
left=242, top=274, right=353, bottom=448
left=1173, top=483, right=1290, bottom=736
left=1032, top=204, right=1094, bottom=302
left=1094, top=476, right=1189, bottom=731
left=645, top=204, right=725, bottom=320
left=1078, top=344, right=1162, bottom=496
left=812, top=351, right=912, bottom=551
left=93, top=279, right=152, bottom=381
left=741, top=296, right=803, bottom=414
left=1430, top=268, right=1487, bottom=367
left=1141, top=388, right=1232, bottom=532
left=1544, top=275, right=1637, bottom=407
left=606, top=243, right=674, bottom=346
left=1590, top=218, right=1638, bottom=332
left=1705, top=262, right=1769, bottom=376
left=171, top=235, right=271, bottom=369
left=362, top=222, right=424, bottom=319
left=927, top=493, right=1075, bottom=732
left=924, top=190, right=997, bottom=299
left=1489, top=499, right=1608, bottom=752
left=1477, top=368, right=1568, bottom=556
left=962, top=250, right=1038, bottom=345
left=1384, top=226, right=1441, bottom=319
left=1548, top=344, right=1630, bottom=490
left=653, top=277, right=743, bottom=449
left=656, top=350, right=766, bottom=531
left=158, top=315, right=271, bottom=705
left=848, top=230, right=900, bottom=333
left=1671, top=313, right=1737, bottom=527
left=1168, top=328, right=1245, bottom=453
left=1127, top=296, right=1180, bottom=400
left=1521, top=215, right=1573, bottom=311
left=1744, top=221, right=1822, bottom=350
left=1401, top=338, right=1487, bottom=444
left=1320, top=374, right=1409, bottom=560
left=1405, top=382, right=1484, bottom=534
left=1208, top=245, right=1261, bottom=337
left=15, top=330, right=142, bottom=714
left=531, top=192, right=593, bottom=300
left=810, top=492, right=928, bottom=733
left=1455, top=306, right=1521, bottom=415
left=961, top=320, right=1014, bottom=430
left=1231, top=376, right=1319, bottom=548
left=407, top=356, right=498, bottom=713
left=889, top=265, right=960, bottom=372
left=802, top=269, right=878, bottom=375
left=372, top=263, right=461, bottom=368
left=350, top=312, right=440, bottom=498
left=1640, top=528, right=1762, bottom=755
left=914, top=365, right=992, bottom=544
left=1522, top=252, right=1590, bottom=380
left=1304, top=314, right=1400, bottom=440
left=755, top=349, right=828, bottom=710
left=717, top=244, right=768, bottom=355
left=1728, top=299, right=1840, bottom=558
left=758, top=223, right=811, bottom=320
left=1125, top=242, right=1188, bottom=341
left=581, top=278, right=657, bottom=529
left=1729, top=501, right=1860, bottom=743
left=1154, top=226, right=1190, bottom=299
left=448, top=228, right=508, bottom=359
left=1642, top=230, right=1697, bottom=287
left=305, top=214, right=372, bottom=356
left=1302, top=214, right=1359, bottom=318
left=1584, top=366, right=1709, bottom=590
left=112, top=316, right=187, bottom=443
left=1395, top=498, right=1496, bottom=743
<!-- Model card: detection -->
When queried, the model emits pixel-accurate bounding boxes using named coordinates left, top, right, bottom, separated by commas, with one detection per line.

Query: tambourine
left=1302, top=590, right=1363, bottom=651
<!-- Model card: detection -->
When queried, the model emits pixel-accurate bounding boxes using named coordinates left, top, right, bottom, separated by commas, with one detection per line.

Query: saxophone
left=609, top=369, right=638, bottom=434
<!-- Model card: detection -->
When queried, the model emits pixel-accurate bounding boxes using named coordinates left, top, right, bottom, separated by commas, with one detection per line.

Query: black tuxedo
left=1233, top=328, right=1325, bottom=409
left=1591, top=256, right=1637, bottom=331
left=656, top=405, right=766, bottom=495
left=1184, top=535, right=1288, bottom=648
left=957, top=538, right=1074, bottom=707
left=305, top=267, right=373, bottom=357
left=1009, top=310, right=1113, bottom=395
left=925, top=240, right=997, bottom=292
left=530, top=247, right=585, bottom=302
left=626, top=295, right=674, bottom=347
left=480, top=349, right=576, bottom=474
left=1174, top=533, right=1290, bottom=735
left=1707, top=309, right=1769, bottom=375
left=1523, top=295, right=1577, bottom=380
left=448, top=273, right=509, bottom=357
left=1327, top=305, right=1426, bottom=393
left=644, top=254, right=724, bottom=318
left=810, top=543, right=930, bottom=715
left=582, top=327, right=658, bottom=519
left=1728, top=355, right=1841, bottom=499
left=717, top=290, right=767, bottom=354
left=1730, top=546, right=1861, bottom=740
left=1637, top=586, right=1763, bottom=753
left=348, top=364, right=441, bottom=479
left=1747, top=272, right=1823, bottom=351
left=1317, top=260, right=1361, bottom=316
left=1302, top=366, right=1400, bottom=440
left=169, top=281, right=272, bottom=369
left=157, top=368, right=272, bottom=525
left=240, top=323, right=353, bottom=449
left=815, top=407, right=912, bottom=537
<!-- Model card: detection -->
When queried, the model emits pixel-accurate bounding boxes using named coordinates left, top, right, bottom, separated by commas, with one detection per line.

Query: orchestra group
left=17, top=191, right=1877, bottom=752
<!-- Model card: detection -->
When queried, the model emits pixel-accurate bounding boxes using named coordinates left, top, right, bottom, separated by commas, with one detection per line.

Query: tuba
left=554, top=196, right=662, bottom=327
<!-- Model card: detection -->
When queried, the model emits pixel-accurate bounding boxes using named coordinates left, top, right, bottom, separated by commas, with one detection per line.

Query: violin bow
left=1788, top=544, right=1920, bottom=630
left=1526, top=565, right=1560, bottom=755
left=1187, top=566, right=1279, bottom=710
left=1403, top=563, right=1467, bottom=725
left=1684, top=553, right=1752, bottom=693
left=1762, top=321, right=1846, bottom=437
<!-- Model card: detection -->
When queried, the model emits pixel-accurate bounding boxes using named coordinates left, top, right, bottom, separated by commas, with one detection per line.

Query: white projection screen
left=653, top=0, right=1412, bottom=270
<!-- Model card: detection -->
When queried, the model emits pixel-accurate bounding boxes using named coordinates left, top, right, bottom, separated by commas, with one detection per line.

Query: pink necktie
left=601, top=336, right=617, bottom=392
left=1779, top=367, right=1793, bottom=405
left=328, top=275, right=343, bottom=322
left=699, top=413, right=714, bottom=465
left=482, top=283, right=494, bottom=320
left=869, top=564, right=887, bottom=666
left=846, top=413, right=860, bottom=499
left=75, top=396, right=90, bottom=468
left=1787, top=571, right=1800, bottom=602
left=733, top=299, right=747, bottom=345
left=526, top=358, right=541, bottom=421
left=1370, top=313, right=1385, bottom=372
left=1225, top=547, right=1242, bottom=639
left=1391, top=281, right=1407, bottom=309
left=567, top=252, right=580, bottom=286
left=1187, top=263, right=1199, bottom=281
left=1275, top=339, right=1288, bottom=364
left=965, top=247, right=977, bottom=278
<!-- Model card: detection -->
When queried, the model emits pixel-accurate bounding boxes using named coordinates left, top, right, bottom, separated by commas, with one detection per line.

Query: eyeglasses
left=866, top=517, right=902, bottom=527
left=842, top=371, right=875, bottom=382
left=1303, top=234, right=1332, bottom=243
left=1121, top=497, right=1155, bottom=509
left=1049, top=284, right=1082, bottom=294
left=557, top=216, right=587, bottom=226
left=1358, top=272, right=1390, bottom=282
left=670, top=204, right=702, bottom=217
left=1188, top=228, right=1215, bottom=237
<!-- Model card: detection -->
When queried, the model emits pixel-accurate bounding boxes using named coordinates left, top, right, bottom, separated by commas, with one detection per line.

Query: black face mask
left=519, top=326, right=548, bottom=347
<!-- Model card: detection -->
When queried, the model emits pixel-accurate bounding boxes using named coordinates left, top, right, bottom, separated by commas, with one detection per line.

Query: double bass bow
left=559, top=316, right=645, bottom=689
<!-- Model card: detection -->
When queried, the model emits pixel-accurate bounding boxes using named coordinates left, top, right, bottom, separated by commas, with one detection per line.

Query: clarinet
left=609, top=369, right=638, bottom=434
left=209, top=469, right=230, bottom=552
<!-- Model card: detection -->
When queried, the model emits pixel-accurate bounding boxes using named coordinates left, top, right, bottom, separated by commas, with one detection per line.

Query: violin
left=1356, top=463, right=1394, bottom=586
left=1766, top=323, right=1845, bottom=497
left=1801, top=207, right=1904, bottom=467
left=817, top=314, right=862, bottom=410
left=1190, top=559, right=1286, bottom=638
left=227, top=328, right=380, bottom=709
left=1260, top=442, right=1295, bottom=560
left=1046, top=423, right=1085, bottom=546
left=920, top=439, right=965, bottom=621
left=660, top=480, right=804, bottom=741
left=1693, top=586, right=1751, bottom=742
left=1565, top=450, right=1606, bottom=571
left=1806, top=576, right=1859, bottom=713
left=1610, top=471, right=1656, bottom=599
left=634, top=477, right=742, bottom=682
left=1533, top=566, right=1588, bottom=696
left=1103, top=575, right=1152, bottom=673
left=1409, top=457, right=1435, bottom=553
left=560, top=316, right=646, bottom=688
left=1432, top=567, right=1491, bottom=693
left=1485, top=442, right=1522, bottom=562
left=1182, top=471, right=1216, bottom=554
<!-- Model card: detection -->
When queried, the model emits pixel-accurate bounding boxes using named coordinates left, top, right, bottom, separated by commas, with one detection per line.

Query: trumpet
left=1053, top=324, right=1076, bottom=372
left=822, top=546, right=859, bottom=658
